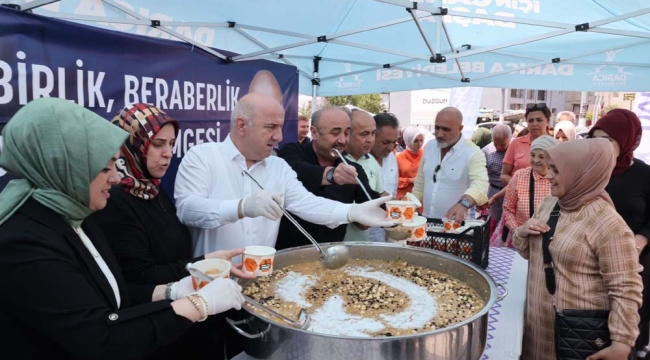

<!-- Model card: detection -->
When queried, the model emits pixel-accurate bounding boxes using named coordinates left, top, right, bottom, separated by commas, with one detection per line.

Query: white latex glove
left=197, top=278, right=245, bottom=315
left=170, top=276, right=194, bottom=300
left=242, top=190, right=283, bottom=220
left=348, top=195, right=397, bottom=227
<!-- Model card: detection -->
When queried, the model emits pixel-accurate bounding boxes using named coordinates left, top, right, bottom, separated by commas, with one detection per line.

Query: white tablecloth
left=480, top=247, right=528, bottom=360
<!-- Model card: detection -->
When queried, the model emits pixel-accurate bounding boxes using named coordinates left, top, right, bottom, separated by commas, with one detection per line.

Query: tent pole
left=435, top=0, right=442, bottom=57
left=312, top=57, right=321, bottom=116
left=501, top=88, right=507, bottom=123
left=579, top=91, right=588, bottom=128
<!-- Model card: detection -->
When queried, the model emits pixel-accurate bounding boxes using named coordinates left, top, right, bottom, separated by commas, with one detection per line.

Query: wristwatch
left=326, top=167, right=336, bottom=184
left=458, top=198, right=472, bottom=209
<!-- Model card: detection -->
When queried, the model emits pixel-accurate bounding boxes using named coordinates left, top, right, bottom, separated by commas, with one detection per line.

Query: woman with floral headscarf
left=0, top=98, right=243, bottom=360
left=589, top=109, right=650, bottom=358
left=513, top=138, right=642, bottom=360
left=395, top=126, right=424, bottom=200
left=93, top=104, right=251, bottom=285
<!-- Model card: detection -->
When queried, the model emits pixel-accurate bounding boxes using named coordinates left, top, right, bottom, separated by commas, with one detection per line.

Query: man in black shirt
left=276, top=106, right=379, bottom=249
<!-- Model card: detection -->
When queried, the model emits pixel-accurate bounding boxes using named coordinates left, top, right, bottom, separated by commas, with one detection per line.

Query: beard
left=436, top=139, right=450, bottom=149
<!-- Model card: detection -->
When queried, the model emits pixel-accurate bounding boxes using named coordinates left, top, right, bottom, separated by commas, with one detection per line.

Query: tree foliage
left=325, top=94, right=386, bottom=114
left=298, top=101, right=312, bottom=117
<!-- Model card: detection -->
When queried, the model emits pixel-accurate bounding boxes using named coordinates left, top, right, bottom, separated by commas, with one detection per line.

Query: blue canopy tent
left=7, top=0, right=650, bottom=111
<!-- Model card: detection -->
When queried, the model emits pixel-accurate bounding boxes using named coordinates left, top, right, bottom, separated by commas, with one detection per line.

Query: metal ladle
left=330, top=148, right=372, bottom=201
left=185, top=263, right=311, bottom=329
left=241, top=170, right=350, bottom=270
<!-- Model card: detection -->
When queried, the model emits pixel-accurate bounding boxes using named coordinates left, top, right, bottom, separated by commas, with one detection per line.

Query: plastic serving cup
left=442, top=217, right=460, bottom=233
left=386, top=200, right=418, bottom=224
left=243, top=245, right=277, bottom=277
left=402, top=215, right=427, bottom=242
left=191, top=258, right=230, bottom=290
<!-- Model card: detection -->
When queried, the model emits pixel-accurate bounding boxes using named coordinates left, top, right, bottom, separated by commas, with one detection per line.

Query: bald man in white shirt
left=174, top=93, right=393, bottom=257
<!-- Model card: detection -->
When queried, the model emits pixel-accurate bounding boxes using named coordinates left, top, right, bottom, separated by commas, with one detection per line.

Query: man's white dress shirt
left=381, top=152, right=399, bottom=198
left=174, top=136, right=351, bottom=257
left=413, top=138, right=488, bottom=219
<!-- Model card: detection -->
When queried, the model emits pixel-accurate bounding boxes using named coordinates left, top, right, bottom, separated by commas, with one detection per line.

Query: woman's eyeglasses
left=433, top=165, right=441, bottom=183
left=526, top=102, right=547, bottom=110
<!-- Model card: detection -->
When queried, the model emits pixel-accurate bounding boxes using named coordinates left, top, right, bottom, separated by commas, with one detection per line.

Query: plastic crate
left=406, top=215, right=490, bottom=269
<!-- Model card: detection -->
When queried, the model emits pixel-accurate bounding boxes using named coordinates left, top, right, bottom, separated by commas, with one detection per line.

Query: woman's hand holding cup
left=197, top=278, right=245, bottom=315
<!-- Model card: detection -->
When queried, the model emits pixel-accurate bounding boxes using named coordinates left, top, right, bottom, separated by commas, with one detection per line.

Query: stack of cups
left=385, top=193, right=427, bottom=243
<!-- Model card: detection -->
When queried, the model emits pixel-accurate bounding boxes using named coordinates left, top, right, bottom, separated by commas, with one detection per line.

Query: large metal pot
left=228, top=242, right=506, bottom=360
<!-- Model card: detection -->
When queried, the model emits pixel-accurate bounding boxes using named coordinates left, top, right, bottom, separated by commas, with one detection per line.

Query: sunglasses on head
left=526, top=102, right=547, bottom=111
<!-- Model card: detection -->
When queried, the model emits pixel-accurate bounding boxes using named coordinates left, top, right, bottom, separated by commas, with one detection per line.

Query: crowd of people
left=0, top=91, right=647, bottom=360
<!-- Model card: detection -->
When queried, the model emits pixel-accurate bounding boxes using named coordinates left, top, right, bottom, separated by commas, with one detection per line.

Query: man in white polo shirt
left=413, top=107, right=488, bottom=222
left=343, top=109, right=387, bottom=242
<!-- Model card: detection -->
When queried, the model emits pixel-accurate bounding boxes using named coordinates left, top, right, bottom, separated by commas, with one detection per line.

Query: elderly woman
left=514, top=138, right=642, bottom=360
left=589, top=109, right=650, bottom=358
left=554, top=120, right=577, bottom=142
left=490, top=135, right=558, bottom=248
left=396, top=126, right=424, bottom=199
left=0, top=98, right=244, bottom=360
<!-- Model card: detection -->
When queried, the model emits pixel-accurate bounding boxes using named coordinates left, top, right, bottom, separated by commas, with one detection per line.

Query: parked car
left=477, top=121, right=512, bottom=130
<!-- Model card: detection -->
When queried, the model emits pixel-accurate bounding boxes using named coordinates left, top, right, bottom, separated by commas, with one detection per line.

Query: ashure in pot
left=228, top=242, right=506, bottom=360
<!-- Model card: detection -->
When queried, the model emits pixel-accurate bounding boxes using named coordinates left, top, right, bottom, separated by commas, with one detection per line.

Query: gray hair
left=556, top=111, right=576, bottom=123
left=311, top=106, right=349, bottom=128
left=491, top=124, right=512, bottom=139
left=230, top=98, right=256, bottom=131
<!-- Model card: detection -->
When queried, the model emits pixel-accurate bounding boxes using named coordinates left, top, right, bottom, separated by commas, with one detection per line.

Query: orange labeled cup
left=386, top=200, right=417, bottom=224
left=190, top=258, right=230, bottom=290
left=403, top=216, right=427, bottom=242
left=442, top=217, right=460, bottom=233
left=243, top=245, right=276, bottom=277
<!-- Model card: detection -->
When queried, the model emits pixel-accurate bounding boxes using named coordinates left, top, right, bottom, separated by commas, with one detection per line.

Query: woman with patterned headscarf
left=92, top=104, right=253, bottom=359
left=94, top=103, right=252, bottom=283
left=589, top=109, right=650, bottom=358
left=0, top=98, right=244, bottom=360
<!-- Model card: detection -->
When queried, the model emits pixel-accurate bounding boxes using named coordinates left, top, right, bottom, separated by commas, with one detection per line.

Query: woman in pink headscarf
left=589, top=109, right=650, bottom=357
left=513, top=138, right=642, bottom=360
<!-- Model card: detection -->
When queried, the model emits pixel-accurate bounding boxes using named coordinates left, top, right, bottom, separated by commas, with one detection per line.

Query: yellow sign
left=624, top=93, right=636, bottom=101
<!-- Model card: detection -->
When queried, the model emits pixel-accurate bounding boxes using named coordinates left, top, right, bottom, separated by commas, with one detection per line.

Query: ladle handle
left=331, top=149, right=372, bottom=201
left=241, top=170, right=325, bottom=254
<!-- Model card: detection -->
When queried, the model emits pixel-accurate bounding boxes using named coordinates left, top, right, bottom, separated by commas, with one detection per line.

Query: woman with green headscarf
left=0, top=98, right=244, bottom=360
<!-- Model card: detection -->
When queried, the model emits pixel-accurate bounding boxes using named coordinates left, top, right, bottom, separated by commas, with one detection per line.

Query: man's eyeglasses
left=526, top=102, right=547, bottom=111
left=433, top=165, right=441, bottom=183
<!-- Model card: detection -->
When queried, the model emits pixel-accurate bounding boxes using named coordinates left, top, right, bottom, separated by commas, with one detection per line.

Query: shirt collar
left=222, top=134, right=267, bottom=168
left=447, top=137, right=466, bottom=153
left=344, top=152, right=370, bottom=161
